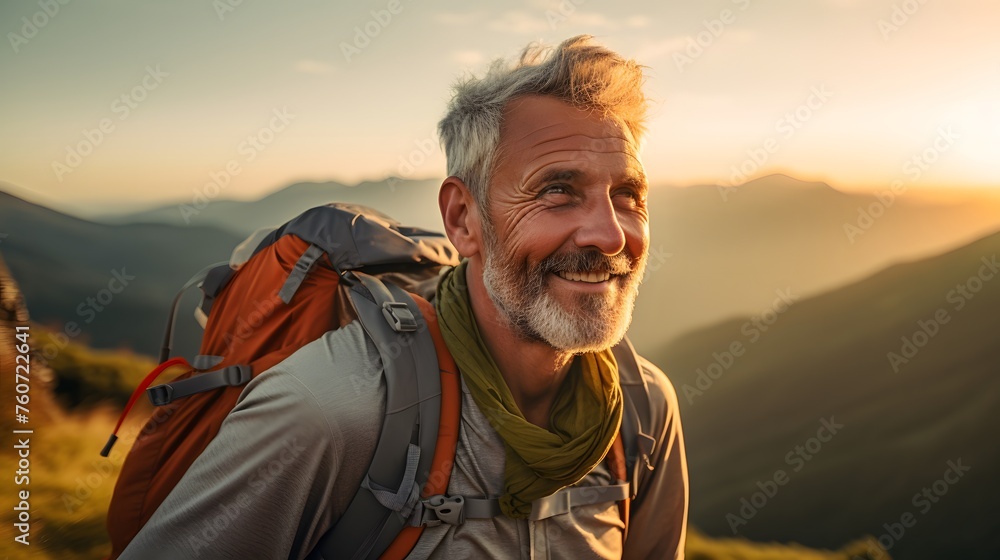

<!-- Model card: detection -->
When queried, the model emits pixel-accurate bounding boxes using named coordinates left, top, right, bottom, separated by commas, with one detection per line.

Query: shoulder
left=627, top=353, right=685, bottom=465
left=233, top=320, right=386, bottom=446
left=622, top=355, right=689, bottom=560
left=635, top=355, right=681, bottom=424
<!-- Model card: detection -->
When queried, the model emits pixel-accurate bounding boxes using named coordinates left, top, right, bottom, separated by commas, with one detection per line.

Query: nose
left=572, top=195, right=627, bottom=256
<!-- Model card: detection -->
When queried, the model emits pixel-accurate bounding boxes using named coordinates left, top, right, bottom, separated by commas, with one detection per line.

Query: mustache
left=539, top=250, right=635, bottom=276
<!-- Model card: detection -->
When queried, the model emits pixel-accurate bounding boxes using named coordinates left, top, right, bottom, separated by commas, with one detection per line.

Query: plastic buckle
left=638, top=433, right=656, bottom=472
left=223, top=364, right=252, bottom=385
left=382, top=301, right=417, bottom=333
left=294, top=257, right=312, bottom=272
left=147, top=384, right=173, bottom=407
left=421, top=495, right=465, bottom=527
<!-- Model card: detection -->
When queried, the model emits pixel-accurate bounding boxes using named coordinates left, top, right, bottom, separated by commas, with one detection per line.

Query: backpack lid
left=252, top=203, right=459, bottom=273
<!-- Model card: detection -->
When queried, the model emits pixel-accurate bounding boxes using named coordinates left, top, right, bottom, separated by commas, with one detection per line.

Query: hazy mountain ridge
left=5, top=174, right=1000, bottom=357
left=635, top=173, right=1000, bottom=349
left=67, top=173, right=1000, bottom=350
left=99, top=178, right=445, bottom=234
left=0, top=191, right=243, bottom=355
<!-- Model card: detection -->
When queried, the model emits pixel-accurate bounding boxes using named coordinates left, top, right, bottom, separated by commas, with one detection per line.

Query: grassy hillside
left=0, top=324, right=186, bottom=559
left=0, top=256, right=156, bottom=559
left=657, top=230, right=1000, bottom=559
left=686, top=529, right=885, bottom=560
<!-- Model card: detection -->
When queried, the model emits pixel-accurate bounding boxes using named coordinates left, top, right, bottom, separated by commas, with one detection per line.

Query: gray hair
left=437, top=35, right=650, bottom=215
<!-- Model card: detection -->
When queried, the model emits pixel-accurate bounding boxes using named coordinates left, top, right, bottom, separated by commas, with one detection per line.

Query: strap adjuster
left=147, top=384, right=174, bottom=407
left=419, top=495, right=465, bottom=526
left=146, top=364, right=252, bottom=406
left=382, top=301, right=417, bottom=332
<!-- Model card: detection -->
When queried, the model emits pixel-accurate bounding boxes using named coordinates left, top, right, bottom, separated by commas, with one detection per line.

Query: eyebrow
left=620, top=169, right=649, bottom=193
left=528, top=167, right=649, bottom=192
left=531, top=168, right=582, bottom=188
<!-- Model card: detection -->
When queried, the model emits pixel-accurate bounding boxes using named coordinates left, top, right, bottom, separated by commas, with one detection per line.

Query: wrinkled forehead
left=496, top=94, right=642, bottom=173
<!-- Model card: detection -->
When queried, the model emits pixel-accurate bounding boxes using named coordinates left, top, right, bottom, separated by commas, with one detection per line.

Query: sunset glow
left=1, top=0, right=997, bottom=212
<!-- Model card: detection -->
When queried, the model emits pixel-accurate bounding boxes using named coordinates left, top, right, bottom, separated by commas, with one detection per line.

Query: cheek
left=504, top=226, right=567, bottom=266
left=621, top=216, right=649, bottom=258
left=496, top=208, right=574, bottom=262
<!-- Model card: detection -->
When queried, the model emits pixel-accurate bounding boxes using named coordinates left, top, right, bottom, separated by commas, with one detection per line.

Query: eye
left=539, top=184, right=571, bottom=197
left=614, top=188, right=646, bottom=207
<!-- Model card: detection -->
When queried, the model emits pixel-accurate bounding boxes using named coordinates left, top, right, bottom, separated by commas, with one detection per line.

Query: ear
left=439, top=176, right=482, bottom=258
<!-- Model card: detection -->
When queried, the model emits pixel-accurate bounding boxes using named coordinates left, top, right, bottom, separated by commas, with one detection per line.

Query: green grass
left=33, top=327, right=157, bottom=409
left=0, top=325, right=162, bottom=558
left=0, top=409, right=138, bottom=559
left=686, top=529, right=888, bottom=560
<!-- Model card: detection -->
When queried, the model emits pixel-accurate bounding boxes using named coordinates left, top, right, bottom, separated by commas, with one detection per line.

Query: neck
left=464, top=259, right=573, bottom=429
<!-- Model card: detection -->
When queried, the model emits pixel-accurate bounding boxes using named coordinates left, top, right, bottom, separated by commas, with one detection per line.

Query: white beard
left=480, top=233, right=647, bottom=354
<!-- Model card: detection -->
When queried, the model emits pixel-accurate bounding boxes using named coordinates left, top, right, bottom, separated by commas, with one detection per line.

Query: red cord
left=109, top=357, right=191, bottom=437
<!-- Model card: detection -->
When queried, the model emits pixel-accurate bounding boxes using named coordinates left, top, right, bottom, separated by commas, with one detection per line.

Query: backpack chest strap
left=530, top=482, right=630, bottom=521
left=413, top=481, right=630, bottom=526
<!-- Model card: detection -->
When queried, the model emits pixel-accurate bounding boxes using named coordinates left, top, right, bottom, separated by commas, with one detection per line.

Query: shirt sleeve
left=622, top=358, right=690, bottom=560
left=119, top=325, right=384, bottom=560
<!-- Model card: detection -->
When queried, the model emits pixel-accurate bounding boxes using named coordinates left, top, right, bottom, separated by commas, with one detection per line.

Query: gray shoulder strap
left=159, top=262, right=229, bottom=363
left=613, top=337, right=657, bottom=498
left=309, top=271, right=442, bottom=560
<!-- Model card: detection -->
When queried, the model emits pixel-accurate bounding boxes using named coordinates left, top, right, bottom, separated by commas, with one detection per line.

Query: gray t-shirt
left=120, top=321, right=688, bottom=559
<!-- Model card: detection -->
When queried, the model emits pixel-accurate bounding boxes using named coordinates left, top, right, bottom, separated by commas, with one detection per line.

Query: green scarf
left=434, top=260, right=623, bottom=519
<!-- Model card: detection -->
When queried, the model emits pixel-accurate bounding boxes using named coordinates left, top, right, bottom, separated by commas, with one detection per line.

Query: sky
left=1, top=0, right=998, bottom=213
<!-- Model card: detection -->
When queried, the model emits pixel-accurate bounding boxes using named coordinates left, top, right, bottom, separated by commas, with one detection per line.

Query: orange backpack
left=102, top=203, right=655, bottom=559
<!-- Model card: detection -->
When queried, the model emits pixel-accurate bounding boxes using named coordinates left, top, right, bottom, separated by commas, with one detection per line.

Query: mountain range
left=655, top=229, right=1000, bottom=559
left=0, top=191, right=243, bottom=357
left=5, top=174, right=999, bottom=355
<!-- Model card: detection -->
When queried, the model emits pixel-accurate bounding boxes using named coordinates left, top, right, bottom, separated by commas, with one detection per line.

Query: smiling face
left=479, top=94, right=650, bottom=353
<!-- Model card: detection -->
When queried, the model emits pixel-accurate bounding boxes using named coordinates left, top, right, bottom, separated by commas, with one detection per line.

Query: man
left=120, top=35, right=688, bottom=559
